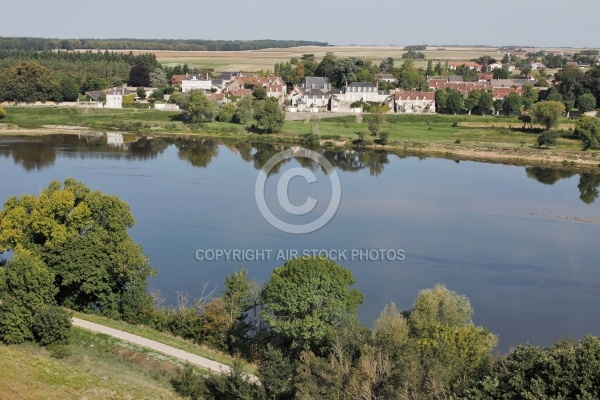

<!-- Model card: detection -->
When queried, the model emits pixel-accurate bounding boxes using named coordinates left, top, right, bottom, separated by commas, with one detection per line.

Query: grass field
left=0, top=328, right=186, bottom=399
left=73, top=311, right=256, bottom=374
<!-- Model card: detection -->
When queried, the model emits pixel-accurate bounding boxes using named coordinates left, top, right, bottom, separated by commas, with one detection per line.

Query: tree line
left=0, top=38, right=328, bottom=52
left=0, top=50, right=158, bottom=102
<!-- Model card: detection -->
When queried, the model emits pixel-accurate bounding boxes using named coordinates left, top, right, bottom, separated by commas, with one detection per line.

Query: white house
left=181, top=75, right=213, bottom=92
left=105, top=90, right=123, bottom=109
left=343, top=82, right=381, bottom=102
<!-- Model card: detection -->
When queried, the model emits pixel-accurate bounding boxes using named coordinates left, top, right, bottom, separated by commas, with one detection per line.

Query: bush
left=32, top=306, right=72, bottom=346
left=378, top=131, right=390, bottom=145
left=0, top=106, right=6, bottom=119
left=537, top=131, right=558, bottom=148
left=48, top=343, right=72, bottom=359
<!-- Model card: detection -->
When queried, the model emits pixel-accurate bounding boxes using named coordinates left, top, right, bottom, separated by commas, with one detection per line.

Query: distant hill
left=0, top=37, right=329, bottom=52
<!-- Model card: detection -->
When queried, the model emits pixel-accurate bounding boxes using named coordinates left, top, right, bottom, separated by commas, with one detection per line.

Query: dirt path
left=72, top=317, right=259, bottom=384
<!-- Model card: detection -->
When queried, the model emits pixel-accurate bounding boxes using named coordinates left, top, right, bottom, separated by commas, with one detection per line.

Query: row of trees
left=174, top=90, right=285, bottom=133
left=0, top=38, right=328, bottom=52
left=0, top=50, right=160, bottom=102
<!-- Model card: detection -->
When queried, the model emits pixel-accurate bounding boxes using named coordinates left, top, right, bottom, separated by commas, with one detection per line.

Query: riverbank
left=1, top=106, right=598, bottom=171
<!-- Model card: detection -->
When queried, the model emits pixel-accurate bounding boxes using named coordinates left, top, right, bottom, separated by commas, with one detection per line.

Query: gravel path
left=72, top=317, right=259, bottom=384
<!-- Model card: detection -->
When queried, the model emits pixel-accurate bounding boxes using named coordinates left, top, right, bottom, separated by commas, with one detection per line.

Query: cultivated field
left=123, top=45, right=510, bottom=72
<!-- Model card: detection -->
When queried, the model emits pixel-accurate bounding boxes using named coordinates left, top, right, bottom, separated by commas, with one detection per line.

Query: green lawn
left=72, top=311, right=256, bottom=374
left=0, top=328, right=186, bottom=399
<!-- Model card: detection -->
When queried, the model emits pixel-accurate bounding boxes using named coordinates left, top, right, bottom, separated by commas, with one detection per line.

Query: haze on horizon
left=3, top=0, right=599, bottom=48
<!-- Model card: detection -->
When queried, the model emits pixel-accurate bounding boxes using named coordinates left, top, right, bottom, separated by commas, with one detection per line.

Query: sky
left=3, top=0, right=600, bottom=48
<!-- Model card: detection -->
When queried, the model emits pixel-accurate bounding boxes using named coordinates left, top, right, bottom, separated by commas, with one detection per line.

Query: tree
left=59, top=77, right=79, bottom=101
left=578, top=93, right=597, bottom=113
left=537, top=131, right=558, bottom=148
left=260, top=257, right=364, bottom=350
left=178, top=90, right=216, bottom=122
left=218, top=102, right=236, bottom=123
left=464, top=90, right=480, bottom=115
left=564, top=99, right=575, bottom=117
left=128, top=64, right=151, bottom=87
left=446, top=89, right=464, bottom=114
left=426, top=60, right=434, bottom=76
left=504, top=92, right=523, bottom=115
left=252, top=86, right=267, bottom=100
left=492, top=66, right=509, bottom=79
left=493, top=99, right=504, bottom=115
left=379, top=57, right=395, bottom=73
left=2, top=61, right=57, bottom=102
left=556, top=65, right=585, bottom=101
left=530, top=101, right=565, bottom=130
left=32, top=306, right=72, bottom=346
left=255, top=98, right=284, bottom=133
left=574, top=116, right=600, bottom=149
left=521, top=83, right=538, bottom=110
left=315, top=52, right=337, bottom=81
left=136, top=87, right=146, bottom=100
left=234, top=96, right=253, bottom=124
left=149, top=67, right=167, bottom=89
left=0, top=179, right=154, bottom=319
left=0, top=253, right=57, bottom=344
left=368, top=105, right=385, bottom=136
left=478, top=91, right=494, bottom=116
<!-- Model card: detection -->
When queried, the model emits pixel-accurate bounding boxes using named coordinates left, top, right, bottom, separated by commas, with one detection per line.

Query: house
left=375, top=73, right=397, bottom=84
left=449, top=62, right=482, bottom=71
left=300, top=88, right=329, bottom=109
left=487, top=63, right=504, bottom=71
left=343, top=82, right=380, bottom=102
left=181, top=74, right=213, bottom=92
left=448, top=75, right=464, bottom=82
left=492, top=87, right=523, bottom=100
left=206, top=93, right=227, bottom=105
left=225, top=76, right=287, bottom=100
left=105, top=89, right=123, bottom=109
left=300, top=77, right=331, bottom=91
left=530, top=63, right=547, bottom=70
left=393, top=91, right=435, bottom=113
left=170, top=74, right=187, bottom=86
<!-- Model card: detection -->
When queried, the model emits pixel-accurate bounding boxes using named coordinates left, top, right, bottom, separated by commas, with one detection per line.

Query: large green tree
left=574, top=116, right=600, bottom=149
left=446, top=89, right=464, bottom=114
left=0, top=252, right=58, bottom=344
left=260, top=258, right=363, bottom=350
left=255, top=98, right=285, bottom=133
left=578, top=93, right=597, bottom=113
left=178, top=90, right=216, bottom=123
left=0, top=179, right=154, bottom=318
left=503, top=92, right=523, bottom=115
left=530, top=101, right=565, bottom=130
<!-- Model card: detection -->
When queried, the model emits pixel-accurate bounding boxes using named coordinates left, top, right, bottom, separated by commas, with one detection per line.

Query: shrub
left=537, top=131, right=558, bottom=148
left=32, top=306, right=72, bottom=346
left=48, top=343, right=72, bottom=359
left=0, top=106, right=6, bottom=119
left=378, top=131, right=390, bottom=145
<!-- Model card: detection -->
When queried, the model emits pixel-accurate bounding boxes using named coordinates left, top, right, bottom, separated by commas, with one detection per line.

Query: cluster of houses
left=80, top=60, right=550, bottom=113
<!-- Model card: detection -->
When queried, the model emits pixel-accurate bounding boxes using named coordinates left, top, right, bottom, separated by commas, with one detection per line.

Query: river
left=1, top=133, right=599, bottom=352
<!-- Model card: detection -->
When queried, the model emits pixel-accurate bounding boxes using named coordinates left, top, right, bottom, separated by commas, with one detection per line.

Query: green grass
left=0, top=328, right=187, bottom=399
left=72, top=311, right=256, bottom=374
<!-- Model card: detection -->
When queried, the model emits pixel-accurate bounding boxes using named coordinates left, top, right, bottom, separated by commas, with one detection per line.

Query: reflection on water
left=1, top=134, right=598, bottom=204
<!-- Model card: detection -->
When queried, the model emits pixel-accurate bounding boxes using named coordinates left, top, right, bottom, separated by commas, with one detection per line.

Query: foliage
left=0, top=106, right=5, bottom=119
left=171, top=363, right=206, bottom=400
left=556, top=65, right=585, bottom=101
left=368, top=105, right=385, bottom=136
left=202, top=360, right=265, bottom=400
left=504, top=92, right=523, bottom=115
left=0, top=253, right=57, bottom=344
left=537, top=131, right=558, bottom=148
left=233, top=95, right=253, bottom=124
left=178, top=90, right=216, bottom=123
left=530, top=101, right=565, bottom=130
left=0, top=179, right=154, bottom=319
left=260, top=257, right=364, bottom=351
left=252, top=86, right=267, bottom=100
left=218, top=102, right=236, bottom=123
left=574, top=116, right=600, bottom=149
left=521, top=83, right=538, bottom=110
left=0, top=61, right=57, bottom=103
left=32, top=306, right=72, bottom=346
left=0, top=38, right=327, bottom=52
left=259, top=344, right=297, bottom=400
left=578, top=93, right=597, bottom=113
left=149, top=67, right=167, bottom=89
left=136, top=87, right=146, bottom=100
left=128, top=64, right=151, bottom=87
left=464, top=336, right=600, bottom=399
left=446, top=89, right=464, bottom=114
left=255, top=98, right=284, bottom=133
